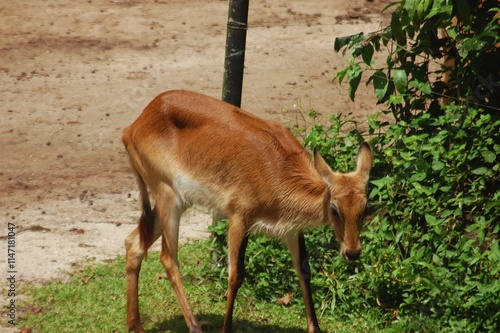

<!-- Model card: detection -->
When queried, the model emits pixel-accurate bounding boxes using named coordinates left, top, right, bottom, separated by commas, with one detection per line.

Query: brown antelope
left=122, top=90, right=373, bottom=333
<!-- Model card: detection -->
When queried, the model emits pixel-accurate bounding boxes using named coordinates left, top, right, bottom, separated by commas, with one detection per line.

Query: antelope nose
left=345, top=250, right=361, bottom=262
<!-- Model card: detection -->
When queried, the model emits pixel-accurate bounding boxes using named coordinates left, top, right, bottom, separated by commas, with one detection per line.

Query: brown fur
left=122, top=90, right=373, bottom=333
left=135, top=171, right=154, bottom=256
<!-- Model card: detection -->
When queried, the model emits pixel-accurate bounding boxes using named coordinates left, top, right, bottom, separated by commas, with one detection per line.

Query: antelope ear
left=314, top=149, right=333, bottom=179
left=356, top=142, right=373, bottom=177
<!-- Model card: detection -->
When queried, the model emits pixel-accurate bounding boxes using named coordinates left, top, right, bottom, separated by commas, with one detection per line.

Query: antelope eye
left=330, top=203, right=340, bottom=217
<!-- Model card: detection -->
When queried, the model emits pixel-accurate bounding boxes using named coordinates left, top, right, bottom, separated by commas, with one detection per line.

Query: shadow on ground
left=149, top=313, right=307, bottom=333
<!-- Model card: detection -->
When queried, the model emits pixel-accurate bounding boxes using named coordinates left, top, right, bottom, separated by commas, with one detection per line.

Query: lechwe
left=122, top=90, right=373, bottom=333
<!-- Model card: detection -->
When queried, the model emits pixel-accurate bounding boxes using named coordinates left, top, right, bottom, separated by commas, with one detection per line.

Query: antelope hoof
left=189, top=326, right=203, bottom=333
left=128, top=323, right=146, bottom=333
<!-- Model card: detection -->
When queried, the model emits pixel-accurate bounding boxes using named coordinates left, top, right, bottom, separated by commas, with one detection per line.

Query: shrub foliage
left=333, top=0, right=500, bottom=121
left=207, top=0, right=499, bottom=331
left=209, top=107, right=499, bottom=331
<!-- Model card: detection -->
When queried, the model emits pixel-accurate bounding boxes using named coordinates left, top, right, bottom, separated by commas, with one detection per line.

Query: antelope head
left=314, top=143, right=373, bottom=262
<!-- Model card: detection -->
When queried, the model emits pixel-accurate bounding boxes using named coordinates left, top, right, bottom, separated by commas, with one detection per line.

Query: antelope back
left=122, top=90, right=329, bottom=232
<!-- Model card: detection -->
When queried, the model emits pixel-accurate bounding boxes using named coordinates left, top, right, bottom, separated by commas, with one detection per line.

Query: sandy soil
left=0, top=0, right=390, bottom=330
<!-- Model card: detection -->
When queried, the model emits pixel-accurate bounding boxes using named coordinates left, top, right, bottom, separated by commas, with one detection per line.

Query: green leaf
left=333, top=67, right=349, bottom=85
left=373, top=70, right=389, bottom=101
left=409, top=80, right=431, bottom=95
left=425, top=214, right=437, bottom=225
left=480, top=149, right=496, bottom=163
left=419, top=82, right=432, bottom=95
left=432, top=253, right=443, bottom=265
left=446, top=26, right=458, bottom=39
left=432, top=160, right=445, bottom=171
left=426, top=3, right=453, bottom=19
left=388, top=94, right=404, bottom=105
left=361, top=44, right=374, bottom=66
left=439, top=185, right=451, bottom=192
left=370, top=179, right=392, bottom=188
left=416, top=0, right=432, bottom=21
left=334, top=33, right=364, bottom=52
left=404, top=0, right=418, bottom=20
left=471, top=167, right=489, bottom=175
left=392, top=69, right=408, bottom=93
left=458, top=37, right=486, bottom=58
left=441, top=210, right=454, bottom=218
left=410, top=172, right=426, bottom=182
left=415, top=158, right=429, bottom=172
left=381, top=1, right=400, bottom=14
left=347, top=65, right=362, bottom=101
left=390, top=13, right=405, bottom=44
left=400, top=8, right=410, bottom=29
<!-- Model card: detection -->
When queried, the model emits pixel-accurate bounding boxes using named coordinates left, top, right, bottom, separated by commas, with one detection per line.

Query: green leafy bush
left=333, top=0, right=500, bottom=120
left=207, top=2, right=499, bottom=331
left=364, top=105, right=499, bottom=331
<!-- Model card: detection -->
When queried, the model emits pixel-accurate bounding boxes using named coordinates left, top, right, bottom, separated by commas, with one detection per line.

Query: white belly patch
left=172, top=174, right=220, bottom=210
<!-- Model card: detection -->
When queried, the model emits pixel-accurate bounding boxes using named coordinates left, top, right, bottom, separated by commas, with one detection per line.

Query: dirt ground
left=0, top=0, right=390, bottom=330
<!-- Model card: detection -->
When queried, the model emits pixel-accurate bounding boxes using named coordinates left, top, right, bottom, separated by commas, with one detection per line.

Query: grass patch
left=17, top=240, right=385, bottom=333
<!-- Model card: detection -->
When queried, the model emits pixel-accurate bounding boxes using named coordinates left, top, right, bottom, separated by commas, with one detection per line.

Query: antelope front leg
left=286, top=233, right=322, bottom=333
left=222, top=218, right=249, bottom=333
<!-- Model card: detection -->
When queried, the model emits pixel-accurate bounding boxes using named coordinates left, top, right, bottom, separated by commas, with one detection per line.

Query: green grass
left=17, top=240, right=385, bottom=333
